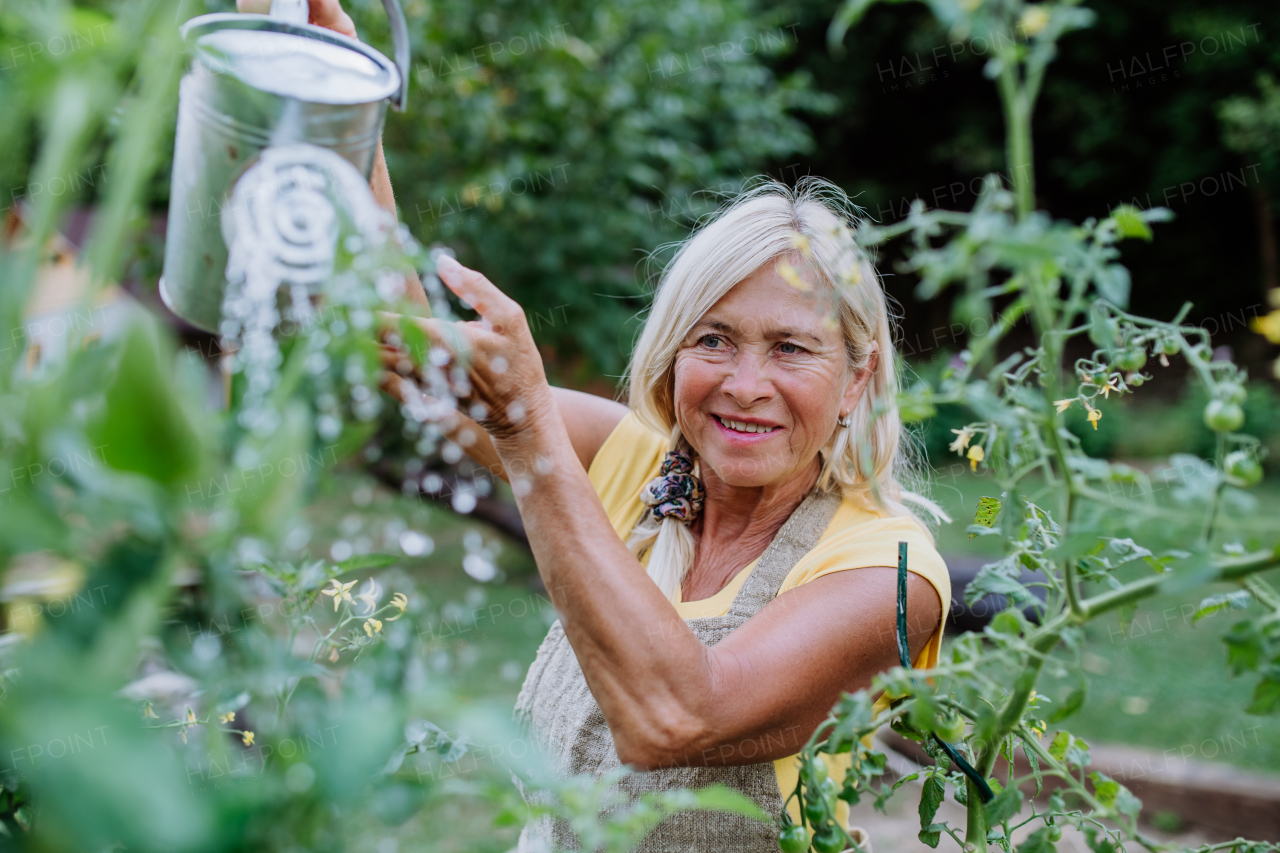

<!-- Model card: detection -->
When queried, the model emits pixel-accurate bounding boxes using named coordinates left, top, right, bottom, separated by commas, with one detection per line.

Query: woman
left=277, top=4, right=949, bottom=846
left=387, top=183, right=951, bottom=848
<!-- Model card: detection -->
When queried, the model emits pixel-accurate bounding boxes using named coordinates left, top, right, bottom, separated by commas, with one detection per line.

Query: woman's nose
left=720, top=352, right=774, bottom=407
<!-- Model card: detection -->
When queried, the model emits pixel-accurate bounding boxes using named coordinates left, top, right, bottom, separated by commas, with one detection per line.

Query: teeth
left=717, top=416, right=774, bottom=434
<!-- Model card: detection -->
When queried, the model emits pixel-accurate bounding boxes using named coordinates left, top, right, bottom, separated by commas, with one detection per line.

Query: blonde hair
left=623, top=177, right=945, bottom=599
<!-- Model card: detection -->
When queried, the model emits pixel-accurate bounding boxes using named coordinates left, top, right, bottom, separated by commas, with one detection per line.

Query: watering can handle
left=269, top=0, right=410, bottom=111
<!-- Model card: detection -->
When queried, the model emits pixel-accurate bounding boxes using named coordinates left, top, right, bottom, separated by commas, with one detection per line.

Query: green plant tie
left=896, top=541, right=994, bottom=803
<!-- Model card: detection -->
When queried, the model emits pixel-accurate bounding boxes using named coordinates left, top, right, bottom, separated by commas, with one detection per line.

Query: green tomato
left=778, top=824, right=809, bottom=853
left=1046, top=825, right=1063, bottom=842
left=1160, top=338, right=1179, bottom=355
left=1224, top=451, right=1263, bottom=487
left=1222, top=383, right=1248, bottom=405
left=803, top=795, right=827, bottom=826
left=1204, top=399, right=1245, bottom=433
left=1115, top=348, right=1146, bottom=372
left=935, top=712, right=965, bottom=743
left=804, top=756, right=828, bottom=785
left=812, top=825, right=845, bottom=853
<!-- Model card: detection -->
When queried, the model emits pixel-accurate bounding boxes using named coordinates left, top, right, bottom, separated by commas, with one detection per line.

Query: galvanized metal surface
left=160, top=3, right=407, bottom=332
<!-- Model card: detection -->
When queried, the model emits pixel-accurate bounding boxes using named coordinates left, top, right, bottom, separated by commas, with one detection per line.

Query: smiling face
left=672, top=256, right=871, bottom=490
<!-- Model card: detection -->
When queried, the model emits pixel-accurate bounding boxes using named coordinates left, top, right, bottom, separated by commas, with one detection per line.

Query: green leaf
left=1018, top=826, right=1059, bottom=853
left=983, top=783, right=1023, bottom=826
left=1048, top=732, right=1070, bottom=762
left=1089, top=772, right=1142, bottom=817
left=688, top=785, right=769, bottom=821
left=1094, top=264, right=1131, bottom=307
left=1192, top=591, right=1251, bottom=622
left=919, top=823, right=944, bottom=848
left=918, top=771, right=945, bottom=834
left=1023, top=743, right=1043, bottom=797
left=89, top=318, right=202, bottom=485
left=336, top=553, right=401, bottom=572
left=1246, top=676, right=1280, bottom=715
left=1224, top=622, right=1264, bottom=675
left=969, top=496, right=1001, bottom=539
left=1111, top=205, right=1153, bottom=240
left=1048, top=684, right=1086, bottom=723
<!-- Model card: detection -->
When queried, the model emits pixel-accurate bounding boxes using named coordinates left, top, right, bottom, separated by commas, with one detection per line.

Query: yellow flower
left=949, top=427, right=974, bottom=454
left=355, top=579, right=382, bottom=615
left=329, top=646, right=340, bottom=662
left=1252, top=310, right=1280, bottom=344
left=790, top=233, right=812, bottom=258
left=777, top=260, right=812, bottom=292
left=1087, top=406, right=1102, bottom=430
left=967, top=445, right=985, bottom=472
left=1053, top=399, right=1074, bottom=413
left=143, top=702, right=158, bottom=719
left=364, top=619, right=383, bottom=636
left=242, top=731, right=255, bottom=747
left=1018, top=5, right=1050, bottom=37
left=219, top=712, right=235, bottom=724
left=387, top=592, right=409, bottom=621
left=321, top=578, right=357, bottom=611
left=1100, top=379, right=1120, bottom=399
left=186, top=707, right=196, bottom=723
left=181, top=728, right=187, bottom=744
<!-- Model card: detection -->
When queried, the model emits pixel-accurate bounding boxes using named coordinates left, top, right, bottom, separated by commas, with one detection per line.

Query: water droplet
left=285, top=762, right=316, bottom=793
left=399, top=530, right=434, bottom=556
left=463, top=553, right=496, bottom=582
left=193, top=633, right=221, bottom=662
left=451, top=489, right=477, bottom=514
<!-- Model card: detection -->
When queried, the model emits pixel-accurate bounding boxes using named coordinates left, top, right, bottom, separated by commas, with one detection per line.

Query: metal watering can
left=160, top=0, right=410, bottom=333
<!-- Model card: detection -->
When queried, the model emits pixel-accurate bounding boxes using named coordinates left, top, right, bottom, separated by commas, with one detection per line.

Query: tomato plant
left=778, top=2, right=1280, bottom=852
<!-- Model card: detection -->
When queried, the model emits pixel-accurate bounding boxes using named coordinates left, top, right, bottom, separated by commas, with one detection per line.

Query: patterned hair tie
left=640, top=450, right=705, bottom=523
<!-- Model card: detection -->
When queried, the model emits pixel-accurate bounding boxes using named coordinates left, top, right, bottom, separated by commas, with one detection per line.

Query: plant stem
left=1200, top=431, right=1227, bottom=546
left=998, top=55, right=1036, bottom=220
left=965, top=777, right=989, bottom=852
left=1078, top=549, right=1280, bottom=620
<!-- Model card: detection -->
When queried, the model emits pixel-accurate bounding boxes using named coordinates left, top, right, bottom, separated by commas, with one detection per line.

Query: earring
left=837, top=413, right=852, bottom=428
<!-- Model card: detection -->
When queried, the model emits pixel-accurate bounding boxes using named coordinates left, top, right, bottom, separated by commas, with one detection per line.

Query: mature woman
left=280, top=5, right=949, bottom=847
left=387, top=181, right=952, bottom=848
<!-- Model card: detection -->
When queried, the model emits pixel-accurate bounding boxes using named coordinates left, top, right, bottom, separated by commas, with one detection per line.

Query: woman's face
left=672, top=257, right=872, bottom=490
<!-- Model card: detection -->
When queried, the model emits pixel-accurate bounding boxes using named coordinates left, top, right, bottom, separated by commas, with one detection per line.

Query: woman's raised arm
left=382, top=376, right=628, bottom=481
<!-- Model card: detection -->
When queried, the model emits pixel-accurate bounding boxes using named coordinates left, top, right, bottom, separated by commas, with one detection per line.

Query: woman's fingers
left=434, top=255, right=523, bottom=332
left=235, top=0, right=357, bottom=38
left=307, top=0, right=357, bottom=37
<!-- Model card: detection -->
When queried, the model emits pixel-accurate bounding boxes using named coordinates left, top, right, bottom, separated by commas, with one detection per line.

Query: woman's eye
left=699, top=335, right=722, bottom=348
left=778, top=342, right=804, bottom=355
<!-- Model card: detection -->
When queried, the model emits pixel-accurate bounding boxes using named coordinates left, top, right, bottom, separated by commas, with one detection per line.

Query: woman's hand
left=382, top=256, right=556, bottom=443
left=236, top=0, right=356, bottom=38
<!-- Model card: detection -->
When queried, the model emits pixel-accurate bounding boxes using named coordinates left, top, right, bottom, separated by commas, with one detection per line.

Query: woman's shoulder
left=779, top=494, right=950, bottom=593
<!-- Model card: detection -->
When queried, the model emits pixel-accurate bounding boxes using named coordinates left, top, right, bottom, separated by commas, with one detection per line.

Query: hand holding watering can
left=235, top=0, right=357, bottom=39
left=161, top=0, right=418, bottom=332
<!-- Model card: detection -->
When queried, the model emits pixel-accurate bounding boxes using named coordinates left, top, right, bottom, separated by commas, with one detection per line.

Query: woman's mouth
left=711, top=414, right=782, bottom=439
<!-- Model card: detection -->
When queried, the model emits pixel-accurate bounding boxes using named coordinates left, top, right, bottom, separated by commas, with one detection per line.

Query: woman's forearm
left=491, top=396, right=719, bottom=762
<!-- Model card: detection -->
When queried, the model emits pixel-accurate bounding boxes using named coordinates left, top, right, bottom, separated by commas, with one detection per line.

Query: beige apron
left=513, top=487, right=843, bottom=852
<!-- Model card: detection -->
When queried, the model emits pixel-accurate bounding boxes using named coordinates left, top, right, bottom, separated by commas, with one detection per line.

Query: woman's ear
left=839, top=344, right=879, bottom=416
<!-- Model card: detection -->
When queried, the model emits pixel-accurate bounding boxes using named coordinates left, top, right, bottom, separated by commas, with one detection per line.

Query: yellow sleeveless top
left=586, top=411, right=951, bottom=827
